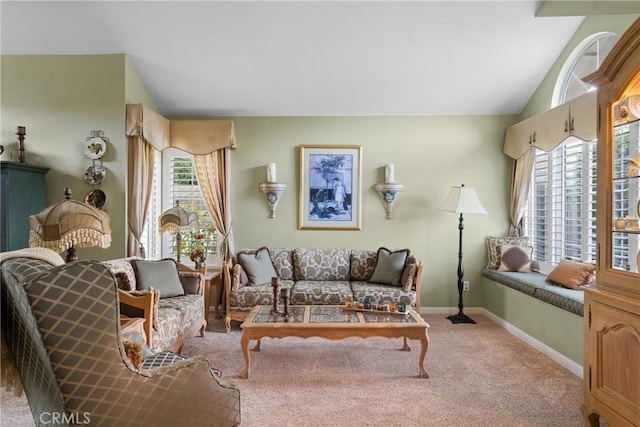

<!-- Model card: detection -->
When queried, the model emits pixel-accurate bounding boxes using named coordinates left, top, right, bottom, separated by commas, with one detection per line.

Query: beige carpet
left=1, top=314, right=584, bottom=427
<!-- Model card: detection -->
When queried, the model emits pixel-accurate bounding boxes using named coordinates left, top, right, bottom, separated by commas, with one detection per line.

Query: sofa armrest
left=414, top=262, right=423, bottom=312
left=118, top=289, right=154, bottom=346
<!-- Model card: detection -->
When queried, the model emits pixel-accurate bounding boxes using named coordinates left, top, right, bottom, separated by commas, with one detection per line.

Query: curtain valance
left=125, top=104, right=171, bottom=151
left=125, top=104, right=236, bottom=153
left=170, top=120, right=236, bottom=154
left=503, top=91, right=597, bottom=160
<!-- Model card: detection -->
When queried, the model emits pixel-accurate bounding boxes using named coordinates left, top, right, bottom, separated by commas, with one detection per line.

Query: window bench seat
left=481, top=268, right=584, bottom=317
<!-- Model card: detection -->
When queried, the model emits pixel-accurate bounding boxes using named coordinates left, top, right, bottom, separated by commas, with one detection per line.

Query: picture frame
left=298, top=145, right=362, bottom=230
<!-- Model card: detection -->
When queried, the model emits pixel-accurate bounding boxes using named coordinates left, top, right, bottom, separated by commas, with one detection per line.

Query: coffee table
left=240, top=305, right=430, bottom=379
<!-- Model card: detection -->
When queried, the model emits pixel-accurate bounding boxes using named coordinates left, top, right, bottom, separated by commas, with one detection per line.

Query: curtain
left=126, top=104, right=237, bottom=260
left=509, top=148, right=535, bottom=237
left=193, top=148, right=234, bottom=261
left=125, top=105, right=170, bottom=257
left=126, top=136, right=155, bottom=257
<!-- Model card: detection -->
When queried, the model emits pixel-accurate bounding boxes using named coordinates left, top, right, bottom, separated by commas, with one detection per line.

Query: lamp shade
left=158, top=202, right=198, bottom=234
left=29, top=188, right=112, bottom=252
left=438, top=185, right=488, bottom=215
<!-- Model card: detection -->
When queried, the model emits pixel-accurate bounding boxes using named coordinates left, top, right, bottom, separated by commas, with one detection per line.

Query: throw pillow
left=122, top=338, right=143, bottom=368
left=238, top=247, right=277, bottom=286
left=102, top=258, right=139, bottom=291
left=498, top=245, right=533, bottom=272
left=132, top=259, right=184, bottom=298
left=400, top=263, right=418, bottom=291
left=485, top=236, right=529, bottom=269
left=369, top=247, right=410, bottom=287
left=114, top=272, right=133, bottom=291
left=178, top=272, right=202, bottom=294
left=546, top=258, right=596, bottom=290
left=232, top=263, right=249, bottom=291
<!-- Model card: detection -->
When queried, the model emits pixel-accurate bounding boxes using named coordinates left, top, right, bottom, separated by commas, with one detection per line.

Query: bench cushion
left=481, top=268, right=583, bottom=316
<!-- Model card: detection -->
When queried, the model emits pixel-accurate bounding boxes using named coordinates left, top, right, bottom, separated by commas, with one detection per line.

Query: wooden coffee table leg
left=240, top=332, right=251, bottom=379
left=418, top=332, right=430, bottom=378
left=401, top=336, right=410, bottom=351
left=253, top=338, right=261, bottom=351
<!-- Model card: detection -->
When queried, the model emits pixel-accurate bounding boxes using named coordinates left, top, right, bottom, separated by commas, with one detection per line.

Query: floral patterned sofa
left=222, top=247, right=423, bottom=331
left=102, top=257, right=207, bottom=353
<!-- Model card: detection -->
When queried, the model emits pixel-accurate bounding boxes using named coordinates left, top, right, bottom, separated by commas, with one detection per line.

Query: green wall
left=1, top=54, right=157, bottom=260
left=482, top=277, right=584, bottom=364
left=230, top=116, right=514, bottom=308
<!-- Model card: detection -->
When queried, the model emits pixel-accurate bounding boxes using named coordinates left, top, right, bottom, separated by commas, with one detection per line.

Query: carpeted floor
left=1, top=313, right=585, bottom=427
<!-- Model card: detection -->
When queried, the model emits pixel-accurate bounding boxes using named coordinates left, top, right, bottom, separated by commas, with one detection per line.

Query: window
left=141, top=148, right=217, bottom=263
left=523, top=33, right=618, bottom=272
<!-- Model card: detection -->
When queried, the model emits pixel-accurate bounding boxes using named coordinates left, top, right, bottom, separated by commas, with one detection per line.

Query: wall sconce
left=374, top=163, right=403, bottom=219
left=259, top=163, right=287, bottom=218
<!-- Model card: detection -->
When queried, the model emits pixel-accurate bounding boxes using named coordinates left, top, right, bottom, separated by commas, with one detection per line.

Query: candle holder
left=16, top=126, right=26, bottom=163
left=259, top=182, right=287, bottom=219
left=374, top=183, right=403, bottom=219
left=271, top=277, right=281, bottom=314
left=280, top=288, right=292, bottom=320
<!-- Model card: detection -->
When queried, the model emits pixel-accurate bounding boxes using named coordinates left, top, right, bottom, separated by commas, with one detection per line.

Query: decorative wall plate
left=85, top=137, right=107, bottom=159
left=85, top=189, right=106, bottom=209
left=84, top=164, right=106, bottom=185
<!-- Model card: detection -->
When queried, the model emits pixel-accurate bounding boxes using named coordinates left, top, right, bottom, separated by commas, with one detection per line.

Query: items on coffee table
left=271, top=277, right=281, bottom=314
left=346, top=297, right=408, bottom=314
left=281, top=287, right=292, bottom=320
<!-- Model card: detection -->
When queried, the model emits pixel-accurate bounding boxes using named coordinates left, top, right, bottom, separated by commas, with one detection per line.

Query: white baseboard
left=420, top=307, right=583, bottom=378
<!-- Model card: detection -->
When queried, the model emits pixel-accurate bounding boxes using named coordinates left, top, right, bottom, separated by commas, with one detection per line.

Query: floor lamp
left=439, top=184, right=487, bottom=324
left=29, top=188, right=112, bottom=262
left=159, top=201, right=198, bottom=263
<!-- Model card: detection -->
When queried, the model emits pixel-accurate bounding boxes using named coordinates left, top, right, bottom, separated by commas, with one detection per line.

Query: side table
left=206, top=270, right=223, bottom=319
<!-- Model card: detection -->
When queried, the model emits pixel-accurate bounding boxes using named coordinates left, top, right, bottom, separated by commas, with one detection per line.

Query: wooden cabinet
left=582, top=18, right=640, bottom=427
left=583, top=289, right=640, bottom=427
left=0, top=161, right=49, bottom=252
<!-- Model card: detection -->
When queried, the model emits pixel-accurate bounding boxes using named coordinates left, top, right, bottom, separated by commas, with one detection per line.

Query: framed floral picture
left=298, top=145, right=362, bottom=230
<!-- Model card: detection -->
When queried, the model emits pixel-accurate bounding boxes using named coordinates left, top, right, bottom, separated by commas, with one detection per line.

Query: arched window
left=523, top=33, right=618, bottom=272
left=553, top=32, right=619, bottom=106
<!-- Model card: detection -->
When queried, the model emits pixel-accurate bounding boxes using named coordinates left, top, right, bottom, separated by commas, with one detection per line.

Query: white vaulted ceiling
left=2, top=1, right=635, bottom=117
